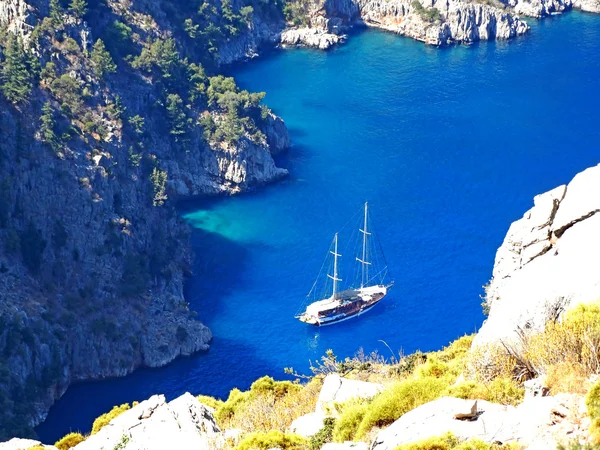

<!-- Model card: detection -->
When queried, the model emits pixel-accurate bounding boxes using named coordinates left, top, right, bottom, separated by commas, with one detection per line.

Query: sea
left=37, top=10, right=600, bottom=442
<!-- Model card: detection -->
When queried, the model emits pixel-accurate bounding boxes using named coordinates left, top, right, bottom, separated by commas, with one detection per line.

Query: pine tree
left=49, top=0, right=63, bottom=26
left=90, top=39, right=116, bottom=80
left=69, top=0, right=88, bottom=20
left=40, top=102, right=59, bottom=152
left=165, top=93, right=188, bottom=140
left=0, top=35, right=33, bottom=104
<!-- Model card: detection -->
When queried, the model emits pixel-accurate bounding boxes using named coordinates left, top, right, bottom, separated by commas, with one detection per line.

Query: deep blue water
left=37, top=11, right=600, bottom=442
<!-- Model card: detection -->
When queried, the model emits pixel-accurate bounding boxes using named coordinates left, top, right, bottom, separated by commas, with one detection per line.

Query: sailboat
left=295, top=202, right=394, bottom=326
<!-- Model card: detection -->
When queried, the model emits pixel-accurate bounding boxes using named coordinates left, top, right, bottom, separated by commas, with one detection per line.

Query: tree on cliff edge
left=0, top=35, right=33, bottom=105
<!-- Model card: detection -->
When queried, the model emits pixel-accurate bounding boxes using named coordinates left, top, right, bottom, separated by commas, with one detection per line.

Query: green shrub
left=332, top=401, right=368, bottom=442
left=586, top=380, right=600, bottom=445
left=91, top=403, right=131, bottom=434
left=197, top=394, right=224, bottom=410
left=355, top=377, right=447, bottom=439
left=54, top=432, right=85, bottom=450
left=444, top=377, right=523, bottom=406
left=309, top=417, right=335, bottom=450
left=236, top=430, right=307, bottom=450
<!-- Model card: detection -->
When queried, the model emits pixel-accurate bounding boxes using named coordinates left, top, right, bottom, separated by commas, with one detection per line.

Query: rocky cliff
left=476, top=163, right=600, bottom=348
left=281, top=0, right=530, bottom=48
left=0, top=0, right=290, bottom=438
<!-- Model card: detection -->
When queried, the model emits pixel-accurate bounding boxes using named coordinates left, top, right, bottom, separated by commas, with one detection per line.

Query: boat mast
left=328, top=233, right=342, bottom=299
left=357, top=202, right=372, bottom=288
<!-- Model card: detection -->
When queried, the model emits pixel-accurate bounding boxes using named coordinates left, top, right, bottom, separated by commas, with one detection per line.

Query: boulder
left=72, top=393, right=221, bottom=450
left=317, top=374, right=383, bottom=414
left=289, top=411, right=328, bottom=437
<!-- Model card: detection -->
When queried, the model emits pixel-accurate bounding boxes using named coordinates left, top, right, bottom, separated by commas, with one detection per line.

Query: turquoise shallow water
left=37, top=12, right=600, bottom=441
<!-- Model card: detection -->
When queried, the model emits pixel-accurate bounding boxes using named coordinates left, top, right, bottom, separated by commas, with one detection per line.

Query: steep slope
left=476, top=163, right=600, bottom=346
left=0, top=0, right=289, bottom=438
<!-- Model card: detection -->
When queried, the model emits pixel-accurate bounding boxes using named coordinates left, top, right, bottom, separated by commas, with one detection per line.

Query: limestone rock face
left=280, top=0, right=529, bottom=49
left=72, top=393, right=221, bottom=450
left=0, top=0, right=37, bottom=40
left=501, top=0, right=599, bottom=17
left=371, top=395, right=586, bottom=450
left=476, top=163, right=600, bottom=347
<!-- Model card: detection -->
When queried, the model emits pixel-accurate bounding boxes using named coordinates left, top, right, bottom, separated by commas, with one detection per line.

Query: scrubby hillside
left=0, top=0, right=290, bottom=438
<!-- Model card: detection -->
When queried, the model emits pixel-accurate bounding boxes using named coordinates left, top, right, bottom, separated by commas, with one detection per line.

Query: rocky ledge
left=476, top=163, right=600, bottom=347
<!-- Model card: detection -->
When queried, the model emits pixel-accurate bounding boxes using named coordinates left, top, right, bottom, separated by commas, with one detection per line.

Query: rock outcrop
left=73, top=393, right=221, bottom=450
left=372, top=394, right=589, bottom=450
left=476, top=163, right=600, bottom=347
left=280, top=27, right=345, bottom=49
left=290, top=373, right=383, bottom=437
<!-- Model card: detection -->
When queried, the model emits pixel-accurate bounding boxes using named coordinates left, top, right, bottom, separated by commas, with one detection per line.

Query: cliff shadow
left=35, top=336, right=291, bottom=443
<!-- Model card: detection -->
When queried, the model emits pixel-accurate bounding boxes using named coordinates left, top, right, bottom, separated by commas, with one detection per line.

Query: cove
left=37, top=12, right=600, bottom=442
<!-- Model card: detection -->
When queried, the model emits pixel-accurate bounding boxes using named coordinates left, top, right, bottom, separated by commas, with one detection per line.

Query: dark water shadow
left=35, top=336, right=290, bottom=444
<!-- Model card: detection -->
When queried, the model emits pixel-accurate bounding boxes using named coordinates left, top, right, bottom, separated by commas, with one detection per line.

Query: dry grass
left=201, top=376, right=322, bottom=433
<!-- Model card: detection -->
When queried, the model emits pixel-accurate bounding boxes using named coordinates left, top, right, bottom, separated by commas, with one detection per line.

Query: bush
left=309, top=417, right=335, bottom=450
left=332, top=401, right=368, bottom=442
left=586, top=380, right=600, bottom=445
left=91, top=403, right=131, bottom=434
left=524, top=303, right=600, bottom=377
left=444, top=377, right=523, bottom=406
left=356, top=378, right=447, bottom=439
left=54, top=432, right=85, bottom=449
left=197, top=394, right=224, bottom=410
left=236, top=430, right=307, bottom=450
left=214, top=376, right=321, bottom=432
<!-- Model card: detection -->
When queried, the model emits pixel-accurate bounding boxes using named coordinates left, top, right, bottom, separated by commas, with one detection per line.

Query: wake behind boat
left=295, top=203, right=393, bottom=326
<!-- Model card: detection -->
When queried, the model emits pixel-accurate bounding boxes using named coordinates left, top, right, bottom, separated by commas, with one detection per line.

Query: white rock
left=317, top=374, right=383, bottom=414
left=0, top=438, right=57, bottom=450
left=73, top=393, right=221, bottom=450
left=322, top=442, right=369, bottom=449
left=371, top=396, right=564, bottom=450
left=476, top=163, right=600, bottom=348
left=289, top=411, right=327, bottom=437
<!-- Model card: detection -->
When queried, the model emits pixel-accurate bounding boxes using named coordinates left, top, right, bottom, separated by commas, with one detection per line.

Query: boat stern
left=296, top=313, right=319, bottom=325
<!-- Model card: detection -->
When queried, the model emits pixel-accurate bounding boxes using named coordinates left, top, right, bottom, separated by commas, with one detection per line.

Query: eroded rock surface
left=371, top=395, right=588, bottom=450
left=73, top=393, right=221, bottom=450
left=476, top=163, right=600, bottom=347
